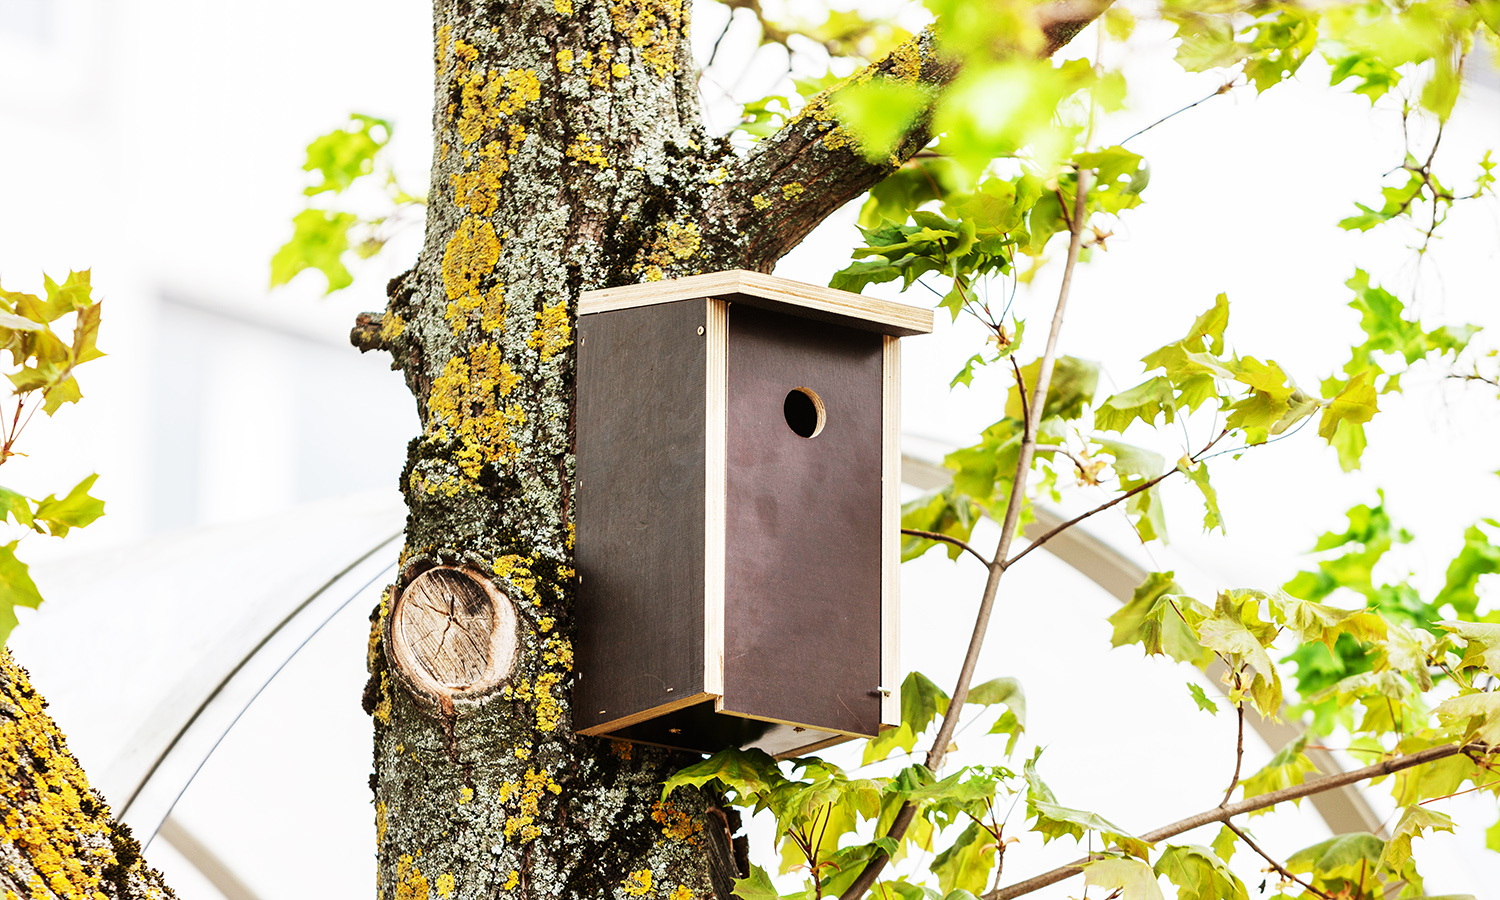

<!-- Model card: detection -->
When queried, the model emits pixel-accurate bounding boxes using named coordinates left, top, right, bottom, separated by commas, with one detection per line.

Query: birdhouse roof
left=579, top=270, right=934, bottom=337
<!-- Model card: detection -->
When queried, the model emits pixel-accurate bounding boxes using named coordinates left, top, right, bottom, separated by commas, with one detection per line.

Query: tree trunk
left=364, top=3, right=746, bottom=898
left=0, top=649, right=176, bottom=900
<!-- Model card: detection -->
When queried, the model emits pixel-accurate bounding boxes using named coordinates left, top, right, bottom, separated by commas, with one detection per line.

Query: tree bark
left=0, top=649, right=176, bottom=900
left=361, top=3, right=1111, bottom=900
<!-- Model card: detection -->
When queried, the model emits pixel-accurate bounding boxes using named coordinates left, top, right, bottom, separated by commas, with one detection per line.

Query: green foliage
left=272, top=113, right=422, bottom=294
left=0, top=271, right=108, bottom=645
left=1153, top=844, right=1248, bottom=900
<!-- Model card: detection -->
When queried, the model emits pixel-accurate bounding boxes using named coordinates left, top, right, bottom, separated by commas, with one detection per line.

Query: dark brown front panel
left=723, top=305, right=884, bottom=737
left=574, top=300, right=707, bottom=733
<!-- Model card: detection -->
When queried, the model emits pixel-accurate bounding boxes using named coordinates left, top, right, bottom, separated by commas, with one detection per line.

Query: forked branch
left=983, top=742, right=1484, bottom=900
left=713, top=0, right=1115, bottom=271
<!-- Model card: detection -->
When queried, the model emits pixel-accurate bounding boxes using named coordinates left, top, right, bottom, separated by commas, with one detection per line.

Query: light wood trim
left=580, top=270, right=934, bottom=337
left=775, top=733, right=856, bottom=761
left=703, top=298, right=728, bottom=696
left=714, top=703, right=880, bottom=739
left=881, top=337, right=902, bottom=727
left=575, top=690, right=718, bottom=736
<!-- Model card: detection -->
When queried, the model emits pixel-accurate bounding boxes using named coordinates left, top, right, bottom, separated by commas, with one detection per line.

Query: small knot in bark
left=351, top=312, right=387, bottom=353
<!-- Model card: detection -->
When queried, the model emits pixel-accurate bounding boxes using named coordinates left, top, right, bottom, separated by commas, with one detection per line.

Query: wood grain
left=580, top=270, right=934, bottom=337
left=388, top=566, right=517, bottom=700
left=881, top=336, right=901, bottom=728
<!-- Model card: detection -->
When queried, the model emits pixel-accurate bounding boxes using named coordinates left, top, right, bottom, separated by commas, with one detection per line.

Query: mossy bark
left=0, top=649, right=176, bottom=900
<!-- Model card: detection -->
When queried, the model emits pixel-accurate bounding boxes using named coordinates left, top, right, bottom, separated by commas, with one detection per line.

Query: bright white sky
left=1, top=1, right=1498, bottom=898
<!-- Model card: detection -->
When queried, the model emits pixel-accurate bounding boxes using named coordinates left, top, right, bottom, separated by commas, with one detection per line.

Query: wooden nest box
left=574, top=270, right=933, bottom=757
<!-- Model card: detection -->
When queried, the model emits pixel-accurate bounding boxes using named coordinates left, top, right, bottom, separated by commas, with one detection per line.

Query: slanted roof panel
left=579, top=270, right=934, bottom=337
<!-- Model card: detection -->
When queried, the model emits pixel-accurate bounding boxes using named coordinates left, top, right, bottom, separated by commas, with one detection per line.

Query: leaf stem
left=1220, top=674, right=1245, bottom=807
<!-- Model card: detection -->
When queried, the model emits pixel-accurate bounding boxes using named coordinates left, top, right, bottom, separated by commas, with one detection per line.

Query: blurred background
left=1, top=0, right=1498, bottom=897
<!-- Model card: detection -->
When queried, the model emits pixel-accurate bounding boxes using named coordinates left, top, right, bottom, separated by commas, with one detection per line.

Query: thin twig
left=1418, top=777, right=1500, bottom=805
left=837, top=166, right=1095, bottom=900
left=901, top=529, right=989, bottom=566
left=1220, top=692, right=1246, bottom=807
left=1225, top=823, right=1332, bottom=900
left=982, top=742, right=1479, bottom=900
left=1119, top=79, right=1237, bottom=146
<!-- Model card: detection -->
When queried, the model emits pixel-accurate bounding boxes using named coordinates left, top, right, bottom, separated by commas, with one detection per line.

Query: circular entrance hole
left=783, top=387, right=826, bottom=438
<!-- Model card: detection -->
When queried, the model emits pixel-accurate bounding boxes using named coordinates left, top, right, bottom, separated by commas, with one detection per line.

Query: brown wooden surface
left=574, top=299, right=709, bottom=733
left=721, top=305, right=884, bottom=737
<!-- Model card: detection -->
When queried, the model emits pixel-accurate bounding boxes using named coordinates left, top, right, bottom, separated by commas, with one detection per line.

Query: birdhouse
left=572, top=270, right=932, bottom=757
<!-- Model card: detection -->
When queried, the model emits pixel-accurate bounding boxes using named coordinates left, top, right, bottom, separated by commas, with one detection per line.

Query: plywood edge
left=576, top=691, right=719, bottom=736
left=704, top=298, right=727, bottom=696
left=881, top=337, right=902, bottom=728
left=714, top=703, right=881, bottom=740
left=774, top=733, right=856, bottom=761
left=579, top=270, right=934, bottom=337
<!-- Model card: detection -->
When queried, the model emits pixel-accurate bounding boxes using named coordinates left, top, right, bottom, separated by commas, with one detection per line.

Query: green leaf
left=1238, top=732, right=1318, bottom=805
left=0, top=487, right=35, bottom=528
left=1196, top=591, right=1282, bottom=716
left=1433, top=692, right=1500, bottom=743
left=1153, top=844, right=1248, bottom=900
left=1285, top=833, right=1383, bottom=885
left=1437, top=620, right=1500, bottom=674
left=661, top=748, right=782, bottom=802
left=731, top=866, right=796, bottom=900
left=32, top=474, right=104, bottom=538
left=1318, top=371, right=1378, bottom=440
left=1082, top=857, right=1164, bottom=900
left=900, top=488, right=982, bottom=562
left=1095, top=438, right=1166, bottom=543
left=1381, top=805, right=1455, bottom=874
left=1094, top=376, right=1177, bottom=433
left=0, top=541, right=44, bottom=646
left=1186, top=682, right=1217, bottom=715
left=1005, top=356, right=1099, bottom=423
left=1433, top=523, right=1500, bottom=617
left=1178, top=459, right=1224, bottom=534
left=270, top=208, right=358, bottom=293
left=1026, top=753, right=1151, bottom=860
left=1211, top=826, right=1237, bottom=863
left=833, top=78, right=932, bottom=163
left=1108, top=572, right=1212, bottom=667
left=863, top=672, right=950, bottom=765
left=931, top=822, right=996, bottom=895
left=302, top=114, right=391, bottom=196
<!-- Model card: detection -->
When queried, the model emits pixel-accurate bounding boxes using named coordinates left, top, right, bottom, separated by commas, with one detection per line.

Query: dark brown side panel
left=723, top=304, right=883, bottom=737
left=574, top=300, right=707, bottom=733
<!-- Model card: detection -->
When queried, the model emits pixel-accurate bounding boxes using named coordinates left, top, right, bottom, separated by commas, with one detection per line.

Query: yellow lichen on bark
left=426, top=343, right=524, bottom=480
left=609, top=0, right=683, bottom=77
left=442, top=218, right=506, bottom=335
left=495, top=769, right=563, bottom=843
left=434, top=873, right=455, bottom=898
left=452, top=59, right=540, bottom=146
left=0, top=651, right=169, bottom=900
left=668, top=887, right=692, bottom=900
left=556, top=49, right=575, bottom=73
left=621, top=869, right=653, bottom=896
left=565, top=136, right=609, bottom=169
left=526, top=302, right=573, bottom=363
left=651, top=801, right=702, bottom=844
left=375, top=801, right=388, bottom=845
left=395, top=855, right=429, bottom=900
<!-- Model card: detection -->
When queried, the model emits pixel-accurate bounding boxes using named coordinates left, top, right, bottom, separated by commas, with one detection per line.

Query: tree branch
left=1225, top=822, right=1332, bottom=900
left=837, top=166, right=1095, bottom=900
left=711, top=0, right=1115, bottom=272
left=901, top=529, right=990, bottom=566
left=982, top=742, right=1483, bottom=900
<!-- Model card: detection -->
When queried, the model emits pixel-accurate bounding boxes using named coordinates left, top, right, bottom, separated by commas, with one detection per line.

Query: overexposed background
left=2, top=0, right=1498, bottom=897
